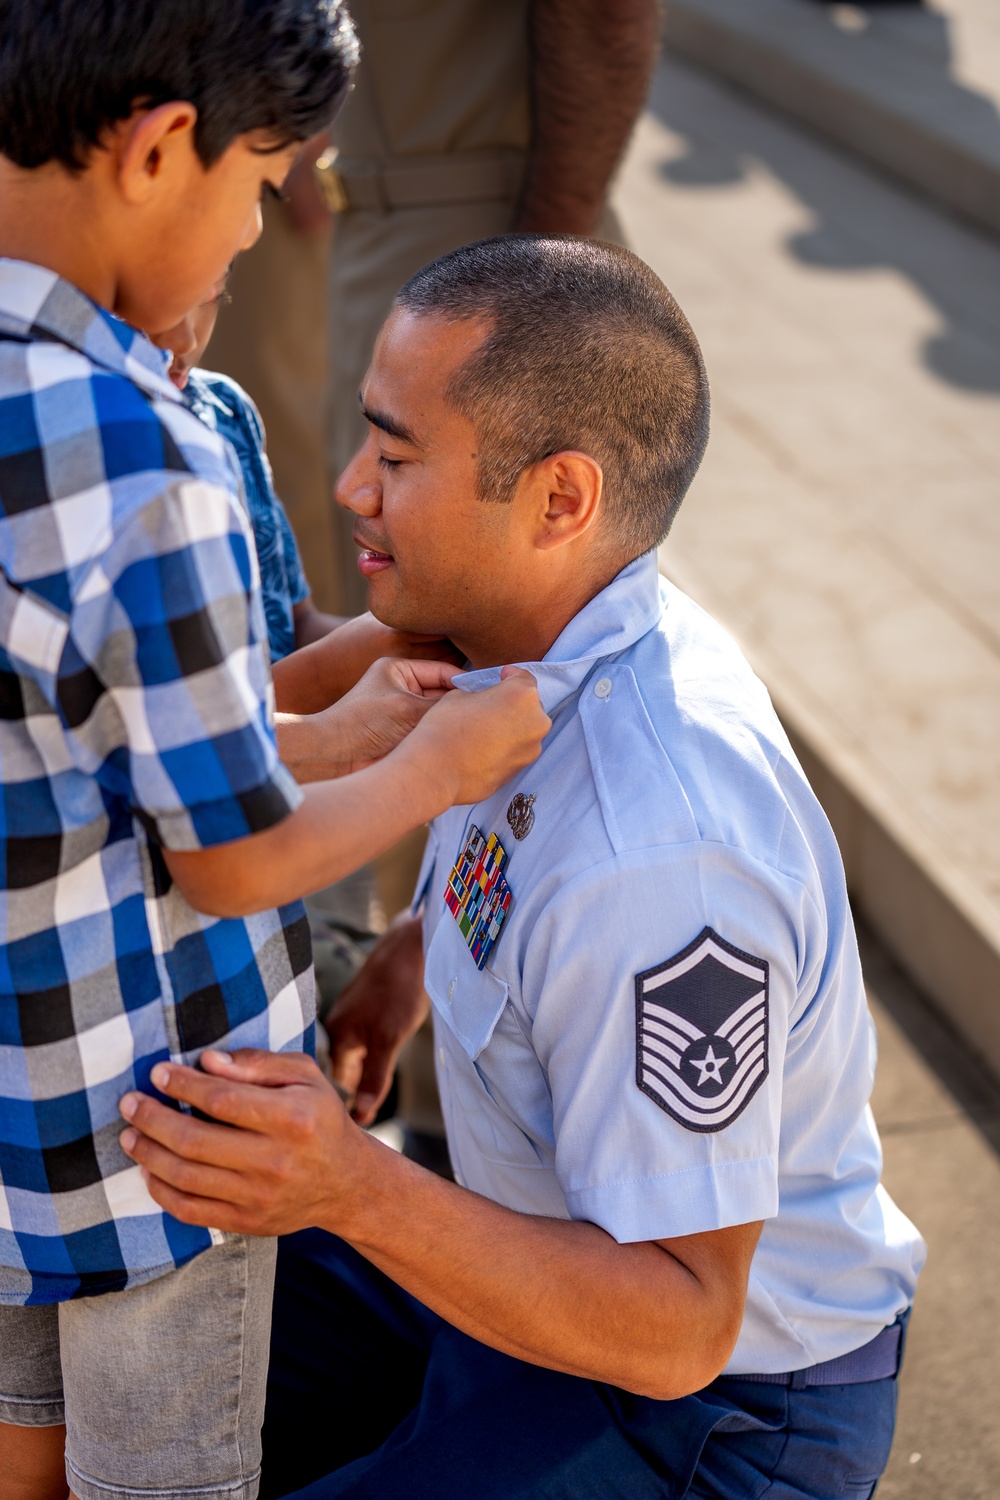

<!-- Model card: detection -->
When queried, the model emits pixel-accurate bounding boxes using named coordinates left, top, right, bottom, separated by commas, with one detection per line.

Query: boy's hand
left=401, top=666, right=551, bottom=806
left=274, top=611, right=463, bottom=715
left=277, top=657, right=457, bottom=782
left=326, top=913, right=428, bottom=1125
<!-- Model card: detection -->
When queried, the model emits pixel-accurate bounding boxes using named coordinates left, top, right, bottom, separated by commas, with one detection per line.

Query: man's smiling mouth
left=354, top=530, right=395, bottom=577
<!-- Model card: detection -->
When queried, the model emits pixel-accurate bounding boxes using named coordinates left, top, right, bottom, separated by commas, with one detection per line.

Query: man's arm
left=119, top=1050, right=761, bottom=1399
left=517, top=0, right=661, bottom=236
left=324, top=913, right=429, bottom=1122
left=274, top=612, right=463, bottom=715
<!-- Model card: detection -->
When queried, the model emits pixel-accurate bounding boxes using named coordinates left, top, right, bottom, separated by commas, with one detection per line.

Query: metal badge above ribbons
left=506, top=792, right=535, bottom=841
left=444, top=826, right=512, bottom=970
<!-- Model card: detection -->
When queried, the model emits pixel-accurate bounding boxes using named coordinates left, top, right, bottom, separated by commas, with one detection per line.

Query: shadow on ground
left=652, top=9, right=1000, bottom=393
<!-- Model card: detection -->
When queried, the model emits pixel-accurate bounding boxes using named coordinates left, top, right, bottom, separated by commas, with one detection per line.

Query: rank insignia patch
left=635, top=928, right=769, bottom=1133
left=444, top=826, right=512, bottom=970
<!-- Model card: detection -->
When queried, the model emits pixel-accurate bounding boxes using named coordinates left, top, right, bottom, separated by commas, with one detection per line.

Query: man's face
left=336, top=309, right=523, bottom=651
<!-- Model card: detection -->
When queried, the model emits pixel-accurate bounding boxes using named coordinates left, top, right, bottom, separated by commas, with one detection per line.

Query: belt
left=314, top=148, right=526, bottom=214
left=726, top=1311, right=909, bottom=1390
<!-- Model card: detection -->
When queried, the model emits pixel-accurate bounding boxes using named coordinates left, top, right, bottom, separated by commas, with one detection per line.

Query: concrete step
left=614, top=56, right=1000, bottom=1079
left=863, top=925, right=1000, bottom=1499
left=664, top=0, right=1000, bottom=241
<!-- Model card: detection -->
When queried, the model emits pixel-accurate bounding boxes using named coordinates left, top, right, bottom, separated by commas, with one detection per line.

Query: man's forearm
left=120, top=1046, right=758, bottom=1398
left=517, top=0, right=661, bottom=235
left=334, top=1134, right=751, bottom=1400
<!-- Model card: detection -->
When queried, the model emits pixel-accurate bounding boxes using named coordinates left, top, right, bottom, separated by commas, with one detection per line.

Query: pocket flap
left=424, top=915, right=510, bottom=1060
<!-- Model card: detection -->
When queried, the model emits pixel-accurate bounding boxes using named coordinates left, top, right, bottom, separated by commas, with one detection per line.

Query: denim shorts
left=0, top=1233, right=277, bottom=1500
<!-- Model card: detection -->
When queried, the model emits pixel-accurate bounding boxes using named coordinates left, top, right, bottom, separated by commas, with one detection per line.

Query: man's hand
left=119, top=1050, right=362, bottom=1237
left=274, top=611, right=463, bottom=715
left=401, top=665, right=551, bottom=807
left=276, top=657, right=457, bottom=783
left=326, top=913, right=428, bottom=1124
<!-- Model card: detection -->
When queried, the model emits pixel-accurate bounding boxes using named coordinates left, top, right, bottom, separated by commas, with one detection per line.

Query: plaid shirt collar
left=0, top=256, right=179, bottom=404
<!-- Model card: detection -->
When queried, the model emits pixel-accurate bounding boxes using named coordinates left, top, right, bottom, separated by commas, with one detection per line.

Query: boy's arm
left=165, top=667, right=549, bottom=916
left=274, top=656, right=456, bottom=783
left=275, top=612, right=464, bottom=714
left=292, top=594, right=347, bottom=648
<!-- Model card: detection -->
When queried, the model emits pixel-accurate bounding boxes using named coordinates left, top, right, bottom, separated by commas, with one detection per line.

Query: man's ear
left=525, top=451, right=604, bottom=552
left=115, top=103, right=200, bottom=206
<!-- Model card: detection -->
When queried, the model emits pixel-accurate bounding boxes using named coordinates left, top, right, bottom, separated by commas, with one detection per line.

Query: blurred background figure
left=210, top=0, right=663, bottom=1171
left=318, top=0, right=660, bottom=613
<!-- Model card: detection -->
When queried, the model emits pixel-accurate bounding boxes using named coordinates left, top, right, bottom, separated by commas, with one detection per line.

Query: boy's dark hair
left=396, top=236, right=710, bottom=554
left=0, top=0, right=358, bottom=171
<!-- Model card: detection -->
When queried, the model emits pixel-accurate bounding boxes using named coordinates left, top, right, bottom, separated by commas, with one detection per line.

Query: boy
left=0, top=9, right=548, bottom=1500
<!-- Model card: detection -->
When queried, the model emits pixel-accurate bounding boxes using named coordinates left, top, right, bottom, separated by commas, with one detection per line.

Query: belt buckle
left=313, top=148, right=351, bottom=214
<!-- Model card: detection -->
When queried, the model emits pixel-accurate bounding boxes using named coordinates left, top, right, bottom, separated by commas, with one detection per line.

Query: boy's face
left=336, top=308, right=526, bottom=654
left=153, top=297, right=223, bottom=389
left=114, top=123, right=297, bottom=336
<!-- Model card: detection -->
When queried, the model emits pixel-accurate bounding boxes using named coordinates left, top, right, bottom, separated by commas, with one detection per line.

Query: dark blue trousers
left=261, top=1229, right=900, bottom=1500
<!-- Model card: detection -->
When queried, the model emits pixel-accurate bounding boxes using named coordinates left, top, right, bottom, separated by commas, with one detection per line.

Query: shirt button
left=437, top=1047, right=446, bottom=1067
left=447, top=979, right=456, bottom=1000
left=594, top=677, right=613, bottom=699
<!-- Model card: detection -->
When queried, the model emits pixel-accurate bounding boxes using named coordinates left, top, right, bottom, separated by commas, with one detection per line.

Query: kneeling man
left=119, top=236, right=925, bottom=1500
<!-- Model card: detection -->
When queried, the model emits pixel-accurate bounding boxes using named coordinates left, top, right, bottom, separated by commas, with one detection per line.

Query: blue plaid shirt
left=0, top=260, right=315, bottom=1305
left=185, top=370, right=309, bottom=663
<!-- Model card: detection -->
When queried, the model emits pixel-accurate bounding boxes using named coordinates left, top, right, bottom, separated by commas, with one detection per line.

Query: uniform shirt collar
left=0, top=257, right=179, bottom=403
left=454, top=550, right=664, bottom=715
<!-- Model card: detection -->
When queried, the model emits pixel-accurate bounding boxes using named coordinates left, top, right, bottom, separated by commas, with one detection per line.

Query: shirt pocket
left=424, top=912, right=509, bottom=1061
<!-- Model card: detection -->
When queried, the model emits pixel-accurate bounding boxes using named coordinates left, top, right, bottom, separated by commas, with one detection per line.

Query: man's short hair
left=0, top=0, right=358, bottom=171
left=396, top=236, right=710, bottom=553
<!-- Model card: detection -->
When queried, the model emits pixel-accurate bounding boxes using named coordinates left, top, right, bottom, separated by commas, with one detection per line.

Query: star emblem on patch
left=635, top=928, right=769, bottom=1133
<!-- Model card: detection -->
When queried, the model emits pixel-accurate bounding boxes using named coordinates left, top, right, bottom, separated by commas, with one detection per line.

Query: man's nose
left=334, top=442, right=381, bottom=516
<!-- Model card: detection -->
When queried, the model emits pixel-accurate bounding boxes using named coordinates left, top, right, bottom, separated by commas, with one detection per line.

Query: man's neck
left=455, top=557, right=622, bottom=671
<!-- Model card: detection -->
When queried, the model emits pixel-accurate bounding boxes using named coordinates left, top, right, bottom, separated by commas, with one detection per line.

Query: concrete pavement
left=616, top=54, right=1000, bottom=1081
left=665, top=0, right=1000, bottom=239
left=866, top=925, right=1000, bottom=1498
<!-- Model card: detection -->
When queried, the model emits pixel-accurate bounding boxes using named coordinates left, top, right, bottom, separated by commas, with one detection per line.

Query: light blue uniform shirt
left=418, top=551, right=924, bottom=1375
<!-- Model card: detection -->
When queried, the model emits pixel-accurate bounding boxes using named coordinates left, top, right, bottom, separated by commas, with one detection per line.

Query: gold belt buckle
left=313, top=148, right=351, bottom=214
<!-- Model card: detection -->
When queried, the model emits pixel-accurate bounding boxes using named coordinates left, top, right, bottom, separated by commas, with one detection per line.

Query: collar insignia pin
left=506, top=792, right=536, bottom=841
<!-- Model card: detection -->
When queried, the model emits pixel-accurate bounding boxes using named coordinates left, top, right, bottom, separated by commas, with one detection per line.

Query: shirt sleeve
left=520, top=840, right=827, bottom=1244
left=57, top=475, right=302, bottom=850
